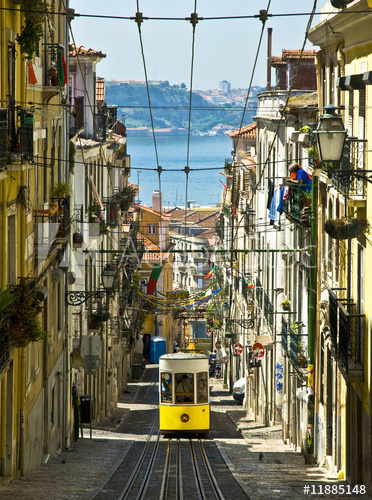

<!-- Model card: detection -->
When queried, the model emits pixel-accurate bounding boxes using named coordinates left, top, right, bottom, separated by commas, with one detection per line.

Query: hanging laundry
left=267, top=179, right=274, bottom=209
left=277, top=186, right=285, bottom=215
left=269, top=187, right=276, bottom=224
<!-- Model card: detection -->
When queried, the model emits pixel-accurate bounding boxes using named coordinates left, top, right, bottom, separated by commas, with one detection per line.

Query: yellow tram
left=159, top=352, right=210, bottom=436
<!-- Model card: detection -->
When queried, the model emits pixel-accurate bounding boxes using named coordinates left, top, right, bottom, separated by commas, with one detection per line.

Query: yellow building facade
left=0, top=0, right=71, bottom=481
left=308, top=0, right=372, bottom=492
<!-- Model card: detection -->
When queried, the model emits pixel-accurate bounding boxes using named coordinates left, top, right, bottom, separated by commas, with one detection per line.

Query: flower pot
left=324, top=218, right=368, bottom=240
left=297, top=355, right=308, bottom=368
left=300, top=197, right=311, bottom=209
left=282, top=305, right=290, bottom=311
left=298, top=133, right=310, bottom=146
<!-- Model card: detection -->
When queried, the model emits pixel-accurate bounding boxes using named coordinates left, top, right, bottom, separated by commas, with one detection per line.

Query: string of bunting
left=138, top=281, right=222, bottom=309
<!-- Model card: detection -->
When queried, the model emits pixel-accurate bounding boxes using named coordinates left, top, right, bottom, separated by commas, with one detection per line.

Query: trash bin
left=80, top=394, right=91, bottom=423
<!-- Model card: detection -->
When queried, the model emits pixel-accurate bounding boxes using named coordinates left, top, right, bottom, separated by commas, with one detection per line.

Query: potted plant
left=280, top=298, right=290, bottom=311
left=297, top=341, right=308, bottom=368
left=300, top=191, right=312, bottom=209
left=52, top=182, right=71, bottom=201
left=298, top=125, right=311, bottom=146
left=1, top=282, right=47, bottom=348
left=324, top=218, right=368, bottom=240
left=115, top=143, right=127, bottom=159
left=16, top=0, right=46, bottom=60
left=306, top=145, right=321, bottom=168
left=89, top=205, right=108, bottom=235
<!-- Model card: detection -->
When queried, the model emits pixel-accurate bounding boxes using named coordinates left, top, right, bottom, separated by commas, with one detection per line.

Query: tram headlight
left=180, top=413, right=189, bottom=423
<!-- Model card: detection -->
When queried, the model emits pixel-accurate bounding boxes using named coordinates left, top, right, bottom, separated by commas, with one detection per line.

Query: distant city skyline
left=70, top=1, right=320, bottom=90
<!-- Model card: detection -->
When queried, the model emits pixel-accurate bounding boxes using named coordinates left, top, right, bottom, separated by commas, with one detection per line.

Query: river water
left=126, top=134, right=232, bottom=207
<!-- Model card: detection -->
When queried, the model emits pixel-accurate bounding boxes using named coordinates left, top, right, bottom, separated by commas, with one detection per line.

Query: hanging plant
left=0, top=282, right=47, bottom=347
left=324, top=218, right=369, bottom=240
left=16, top=0, right=46, bottom=60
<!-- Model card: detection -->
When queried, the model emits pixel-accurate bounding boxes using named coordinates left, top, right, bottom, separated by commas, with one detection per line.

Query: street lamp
left=101, top=262, right=116, bottom=292
left=314, top=104, right=347, bottom=163
left=66, top=262, right=116, bottom=306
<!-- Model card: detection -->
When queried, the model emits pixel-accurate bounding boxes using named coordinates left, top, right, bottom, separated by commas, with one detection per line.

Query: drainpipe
left=306, top=173, right=318, bottom=462
left=1, top=0, right=6, bottom=290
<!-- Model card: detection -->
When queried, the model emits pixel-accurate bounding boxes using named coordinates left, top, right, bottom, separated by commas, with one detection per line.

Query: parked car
left=233, top=377, right=245, bottom=403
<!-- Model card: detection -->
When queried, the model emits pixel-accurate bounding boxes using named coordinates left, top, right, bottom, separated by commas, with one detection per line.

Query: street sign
left=215, top=340, right=222, bottom=350
left=166, top=290, right=189, bottom=299
left=234, top=342, right=243, bottom=355
left=252, top=342, right=264, bottom=360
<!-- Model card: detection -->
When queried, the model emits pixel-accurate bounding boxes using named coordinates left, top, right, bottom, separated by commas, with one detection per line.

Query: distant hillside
left=106, top=80, right=260, bottom=133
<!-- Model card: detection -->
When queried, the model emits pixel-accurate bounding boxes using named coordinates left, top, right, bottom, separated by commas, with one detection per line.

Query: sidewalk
left=210, top=378, right=371, bottom=499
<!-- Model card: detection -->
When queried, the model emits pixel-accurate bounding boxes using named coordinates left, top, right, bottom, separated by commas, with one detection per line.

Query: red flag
left=220, top=180, right=227, bottom=191
left=28, top=61, right=37, bottom=84
left=232, top=205, right=237, bottom=217
left=62, top=52, right=68, bottom=85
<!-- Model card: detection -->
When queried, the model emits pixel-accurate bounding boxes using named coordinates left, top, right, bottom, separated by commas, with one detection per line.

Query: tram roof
left=160, top=353, right=208, bottom=360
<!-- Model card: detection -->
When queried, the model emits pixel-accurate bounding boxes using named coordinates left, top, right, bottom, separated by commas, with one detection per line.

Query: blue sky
left=70, top=1, right=320, bottom=90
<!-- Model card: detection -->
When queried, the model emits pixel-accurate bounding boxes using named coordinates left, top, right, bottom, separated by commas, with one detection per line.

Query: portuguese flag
left=57, top=48, right=68, bottom=87
left=147, top=264, right=163, bottom=295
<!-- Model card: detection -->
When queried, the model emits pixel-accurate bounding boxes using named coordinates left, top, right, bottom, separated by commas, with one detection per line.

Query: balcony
left=328, top=288, right=364, bottom=382
left=330, top=138, right=367, bottom=199
left=40, top=43, right=66, bottom=100
left=281, top=318, right=308, bottom=375
left=244, top=208, right=255, bottom=236
left=0, top=108, right=34, bottom=172
left=281, top=183, right=311, bottom=227
left=34, top=201, right=71, bottom=257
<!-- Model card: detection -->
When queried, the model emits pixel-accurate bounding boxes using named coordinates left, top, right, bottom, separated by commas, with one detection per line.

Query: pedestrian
left=286, top=162, right=312, bottom=193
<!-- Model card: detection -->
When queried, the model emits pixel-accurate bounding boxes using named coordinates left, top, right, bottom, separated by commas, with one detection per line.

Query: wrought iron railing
left=327, top=287, right=364, bottom=375
left=331, top=138, right=367, bottom=197
left=281, top=182, right=311, bottom=225
left=338, top=302, right=364, bottom=374
left=281, top=318, right=307, bottom=371
left=264, top=291, right=273, bottom=329
left=281, top=317, right=288, bottom=352
left=328, top=288, right=339, bottom=352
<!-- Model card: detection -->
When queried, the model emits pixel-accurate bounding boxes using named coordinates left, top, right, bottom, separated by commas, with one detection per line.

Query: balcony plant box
left=280, top=299, right=290, bottom=311
left=324, top=218, right=368, bottom=240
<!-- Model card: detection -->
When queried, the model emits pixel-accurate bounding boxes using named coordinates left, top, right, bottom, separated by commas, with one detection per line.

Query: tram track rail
left=158, top=438, right=226, bottom=500
left=86, top=367, right=249, bottom=500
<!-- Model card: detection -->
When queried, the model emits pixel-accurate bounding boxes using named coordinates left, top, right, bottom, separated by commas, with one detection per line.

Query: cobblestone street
left=0, top=367, right=370, bottom=499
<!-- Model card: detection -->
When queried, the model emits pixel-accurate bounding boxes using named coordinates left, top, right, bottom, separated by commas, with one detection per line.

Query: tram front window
left=197, top=372, right=208, bottom=403
left=161, top=373, right=172, bottom=403
left=175, top=373, right=194, bottom=403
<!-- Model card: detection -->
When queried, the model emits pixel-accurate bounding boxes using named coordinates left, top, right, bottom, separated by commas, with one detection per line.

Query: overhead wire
left=134, top=4, right=162, bottom=198
left=184, top=2, right=199, bottom=243
left=3, top=6, right=369, bottom=20
left=254, top=0, right=319, bottom=191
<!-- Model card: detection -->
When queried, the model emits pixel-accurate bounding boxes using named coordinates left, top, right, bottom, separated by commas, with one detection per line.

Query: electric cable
left=2, top=6, right=370, bottom=20
left=134, top=4, right=162, bottom=199
left=254, top=0, right=318, bottom=191
left=232, top=5, right=271, bottom=160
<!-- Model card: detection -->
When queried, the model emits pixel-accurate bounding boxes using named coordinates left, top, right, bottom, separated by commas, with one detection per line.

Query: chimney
left=152, top=190, right=162, bottom=213
left=266, top=27, right=272, bottom=91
